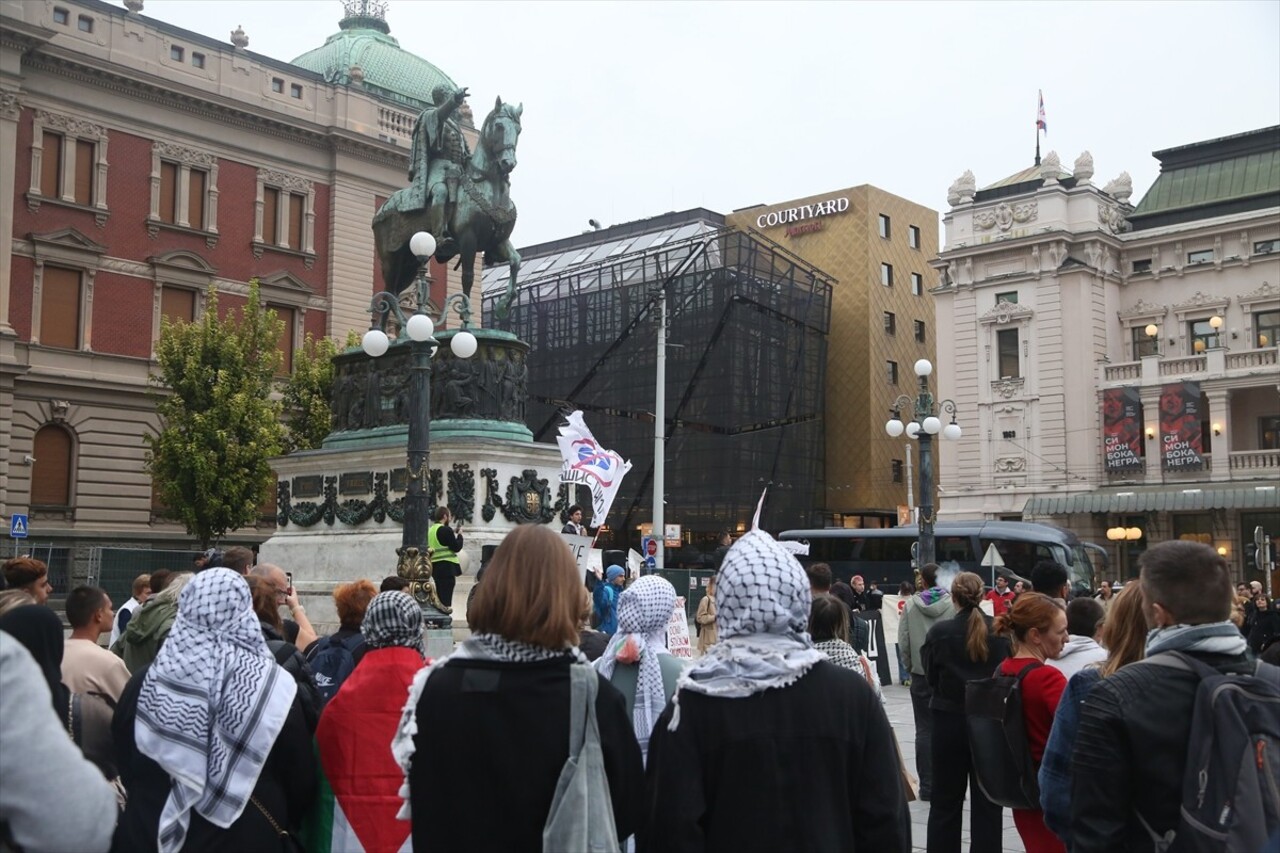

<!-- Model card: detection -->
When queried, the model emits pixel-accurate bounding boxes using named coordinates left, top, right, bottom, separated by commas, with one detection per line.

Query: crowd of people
left=0, top=530, right=1275, bottom=852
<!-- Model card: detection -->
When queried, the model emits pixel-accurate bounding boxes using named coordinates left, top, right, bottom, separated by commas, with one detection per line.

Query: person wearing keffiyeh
left=595, top=575, right=686, bottom=764
left=110, top=568, right=317, bottom=853
left=639, top=527, right=911, bottom=853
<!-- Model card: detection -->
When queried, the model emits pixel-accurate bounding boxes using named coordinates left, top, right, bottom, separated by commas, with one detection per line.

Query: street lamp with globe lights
left=362, top=230, right=477, bottom=625
left=884, top=358, right=962, bottom=569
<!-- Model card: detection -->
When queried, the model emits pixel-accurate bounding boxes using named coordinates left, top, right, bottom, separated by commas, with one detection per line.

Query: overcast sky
left=145, top=0, right=1280, bottom=248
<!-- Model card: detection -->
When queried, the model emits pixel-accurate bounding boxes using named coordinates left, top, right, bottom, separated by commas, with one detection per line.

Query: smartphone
left=286, top=571, right=293, bottom=590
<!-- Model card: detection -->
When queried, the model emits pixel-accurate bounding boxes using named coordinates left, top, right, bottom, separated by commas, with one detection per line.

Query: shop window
left=997, top=328, right=1020, bottom=379
left=1256, top=309, right=1279, bottom=348
left=31, top=425, right=74, bottom=507
left=39, top=266, right=82, bottom=350
left=908, top=225, right=920, bottom=249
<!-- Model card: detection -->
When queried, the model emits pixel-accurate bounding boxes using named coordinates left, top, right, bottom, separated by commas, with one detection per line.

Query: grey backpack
left=1138, top=652, right=1280, bottom=852
left=542, top=663, right=621, bottom=853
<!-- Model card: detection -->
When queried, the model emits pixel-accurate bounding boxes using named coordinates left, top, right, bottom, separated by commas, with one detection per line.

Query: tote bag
left=543, top=663, right=621, bottom=853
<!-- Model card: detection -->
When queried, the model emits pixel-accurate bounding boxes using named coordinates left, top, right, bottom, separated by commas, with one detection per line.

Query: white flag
left=557, top=411, right=632, bottom=525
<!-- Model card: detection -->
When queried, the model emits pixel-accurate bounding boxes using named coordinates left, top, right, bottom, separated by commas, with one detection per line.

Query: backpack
left=964, top=660, right=1043, bottom=810
left=1136, top=652, right=1280, bottom=853
left=305, top=633, right=364, bottom=702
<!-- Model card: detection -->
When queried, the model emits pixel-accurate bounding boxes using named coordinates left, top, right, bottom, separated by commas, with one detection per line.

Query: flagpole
left=1035, top=92, right=1041, bottom=167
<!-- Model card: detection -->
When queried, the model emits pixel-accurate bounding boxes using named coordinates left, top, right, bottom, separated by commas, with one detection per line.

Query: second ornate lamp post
left=885, top=358, right=961, bottom=570
left=362, top=230, right=477, bottom=626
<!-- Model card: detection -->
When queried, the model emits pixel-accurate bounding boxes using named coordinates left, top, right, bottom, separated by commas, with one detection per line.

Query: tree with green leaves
left=146, top=280, right=284, bottom=547
left=283, top=332, right=338, bottom=452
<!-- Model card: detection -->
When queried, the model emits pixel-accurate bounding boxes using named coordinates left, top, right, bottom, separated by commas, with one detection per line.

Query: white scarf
left=391, top=633, right=587, bottom=820
left=135, top=569, right=297, bottom=853
left=667, top=529, right=823, bottom=731
left=594, top=576, right=678, bottom=760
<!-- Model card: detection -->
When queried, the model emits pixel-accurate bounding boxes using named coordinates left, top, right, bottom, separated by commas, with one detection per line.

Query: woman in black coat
left=1249, top=596, right=1280, bottom=654
left=111, top=569, right=316, bottom=853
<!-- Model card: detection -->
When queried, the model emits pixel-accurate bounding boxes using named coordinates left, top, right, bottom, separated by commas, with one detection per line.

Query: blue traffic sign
left=9, top=514, right=29, bottom=539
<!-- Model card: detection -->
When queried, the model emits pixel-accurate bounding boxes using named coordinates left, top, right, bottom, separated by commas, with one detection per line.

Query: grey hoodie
left=897, top=588, right=955, bottom=676
left=1047, top=634, right=1107, bottom=680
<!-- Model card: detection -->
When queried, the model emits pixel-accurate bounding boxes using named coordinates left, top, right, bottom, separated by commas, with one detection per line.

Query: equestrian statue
left=373, top=85, right=522, bottom=324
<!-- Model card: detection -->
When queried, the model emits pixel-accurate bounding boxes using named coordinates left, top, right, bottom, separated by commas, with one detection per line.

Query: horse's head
left=482, top=96, right=523, bottom=176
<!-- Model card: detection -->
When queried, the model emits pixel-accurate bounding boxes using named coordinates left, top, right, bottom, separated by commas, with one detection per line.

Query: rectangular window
left=53, top=7, right=69, bottom=24
left=77, top=14, right=93, bottom=32
left=274, top=306, right=295, bottom=374
left=1254, top=240, right=1279, bottom=255
left=192, top=52, right=205, bottom=69
left=73, top=139, right=94, bottom=205
left=271, top=77, right=284, bottom=94
left=914, top=319, right=926, bottom=342
left=40, top=267, right=81, bottom=350
left=886, top=360, right=899, bottom=385
left=878, top=214, right=891, bottom=239
left=40, top=130, right=63, bottom=197
left=883, top=312, right=896, bottom=335
left=911, top=272, right=923, bottom=296
left=1132, top=325, right=1159, bottom=358
left=1187, top=249, right=1214, bottom=264
left=881, top=263, right=893, bottom=287
left=1262, top=416, right=1280, bottom=450
left=997, top=328, right=1020, bottom=379
left=263, top=187, right=280, bottom=244
left=287, top=192, right=305, bottom=250
left=187, top=169, right=207, bottom=230
left=892, top=459, right=904, bottom=483
left=1188, top=318, right=1221, bottom=353
left=290, top=83, right=303, bottom=99
left=1256, top=309, right=1279, bottom=348
left=160, top=286, right=196, bottom=325
left=996, top=291, right=1018, bottom=304
left=1132, top=258, right=1152, bottom=273
left=908, top=225, right=920, bottom=249
left=1172, top=513, right=1213, bottom=545
left=159, top=161, right=178, bottom=224
left=170, top=45, right=184, bottom=62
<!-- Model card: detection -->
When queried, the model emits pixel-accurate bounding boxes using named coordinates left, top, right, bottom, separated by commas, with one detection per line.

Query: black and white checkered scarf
left=667, top=528, right=823, bottom=730
left=136, top=569, right=297, bottom=853
left=362, top=591, right=426, bottom=657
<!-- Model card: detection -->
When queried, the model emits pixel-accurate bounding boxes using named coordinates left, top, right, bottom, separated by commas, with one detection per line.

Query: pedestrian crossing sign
left=9, top=514, right=28, bottom=539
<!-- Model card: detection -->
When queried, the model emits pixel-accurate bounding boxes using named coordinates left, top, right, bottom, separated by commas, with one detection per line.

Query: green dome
left=291, top=2, right=455, bottom=112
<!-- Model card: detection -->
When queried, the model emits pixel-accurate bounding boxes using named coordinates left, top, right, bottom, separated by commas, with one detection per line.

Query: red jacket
left=984, top=588, right=1014, bottom=616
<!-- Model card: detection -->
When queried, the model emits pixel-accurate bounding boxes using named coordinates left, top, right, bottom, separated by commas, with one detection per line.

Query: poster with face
left=1102, top=386, right=1144, bottom=471
left=1160, top=381, right=1205, bottom=470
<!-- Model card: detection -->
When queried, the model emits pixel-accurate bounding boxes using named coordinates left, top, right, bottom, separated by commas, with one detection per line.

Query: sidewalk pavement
left=883, top=684, right=1026, bottom=853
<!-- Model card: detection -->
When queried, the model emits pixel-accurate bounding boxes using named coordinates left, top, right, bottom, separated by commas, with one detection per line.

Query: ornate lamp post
left=885, top=358, right=961, bottom=570
left=362, top=230, right=477, bottom=626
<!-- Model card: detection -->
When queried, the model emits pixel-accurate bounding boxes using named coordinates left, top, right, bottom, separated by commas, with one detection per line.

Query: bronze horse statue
left=373, top=97, right=523, bottom=322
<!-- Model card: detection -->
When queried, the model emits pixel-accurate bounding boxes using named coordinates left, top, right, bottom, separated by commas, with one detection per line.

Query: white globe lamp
left=905, top=422, right=921, bottom=439
left=450, top=330, right=478, bottom=359
left=406, top=313, right=434, bottom=343
left=922, top=416, right=942, bottom=434
left=885, top=418, right=905, bottom=438
left=942, top=421, right=962, bottom=441
left=409, top=231, right=437, bottom=260
left=361, top=328, right=390, bottom=357
left=914, top=358, right=933, bottom=377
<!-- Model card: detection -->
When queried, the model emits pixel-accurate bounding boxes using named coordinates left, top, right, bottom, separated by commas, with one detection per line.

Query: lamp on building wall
left=1212, top=422, right=1223, bottom=436
left=1145, top=426, right=1156, bottom=439
left=884, top=358, right=962, bottom=569
left=1144, top=323, right=1159, bottom=338
left=361, top=230, right=476, bottom=627
left=1107, top=525, right=1144, bottom=541
left=1217, top=545, right=1229, bottom=557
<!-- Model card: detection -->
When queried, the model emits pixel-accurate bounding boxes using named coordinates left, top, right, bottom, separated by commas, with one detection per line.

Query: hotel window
left=1261, top=415, right=1280, bottom=451
left=1187, top=248, right=1214, bottom=265
left=39, top=266, right=82, bottom=350
left=883, top=312, right=896, bottom=335
left=908, top=225, right=920, bottom=249
left=290, top=83, right=303, bottom=99
left=1256, top=309, right=1279, bottom=348
left=914, top=320, right=925, bottom=342
left=271, top=77, right=284, bottom=94
left=886, top=360, right=899, bottom=385
left=31, top=425, right=74, bottom=508
left=170, top=45, right=184, bottom=62
left=911, top=272, right=923, bottom=296
left=997, top=329, right=1020, bottom=379
left=77, top=14, right=93, bottom=32
left=149, top=142, right=219, bottom=238
left=192, top=52, right=205, bottom=69
left=255, top=169, right=315, bottom=258
left=1132, top=325, right=1159, bottom=358
left=1188, top=318, right=1221, bottom=353
left=160, top=286, right=197, bottom=326
left=881, top=263, right=893, bottom=287
left=878, top=214, right=891, bottom=239
left=29, top=112, right=109, bottom=215
left=892, top=459, right=904, bottom=484
left=996, top=291, right=1018, bottom=304
left=53, top=7, right=69, bottom=25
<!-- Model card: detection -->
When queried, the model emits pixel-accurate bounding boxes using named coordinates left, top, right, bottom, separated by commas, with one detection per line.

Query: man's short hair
left=1030, top=560, right=1069, bottom=598
left=433, top=506, right=451, bottom=523
left=2, top=556, right=47, bottom=589
left=920, top=562, right=939, bottom=588
left=131, top=574, right=151, bottom=597
left=66, top=585, right=109, bottom=629
left=1066, top=597, right=1105, bottom=637
left=1140, top=540, right=1233, bottom=625
left=220, top=546, right=254, bottom=573
left=567, top=504, right=582, bottom=517
left=806, top=562, right=833, bottom=591
left=149, top=569, right=173, bottom=594
left=380, top=575, right=410, bottom=592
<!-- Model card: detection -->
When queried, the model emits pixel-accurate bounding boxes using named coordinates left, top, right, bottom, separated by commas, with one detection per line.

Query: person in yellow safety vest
left=428, top=507, right=465, bottom=609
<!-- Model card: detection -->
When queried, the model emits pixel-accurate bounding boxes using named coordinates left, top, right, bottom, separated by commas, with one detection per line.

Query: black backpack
left=305, top=633, right=363, bottom=702
left=1136, top=652, right=1280, bottom=853
left=965, top=660, right=1042, bottom=810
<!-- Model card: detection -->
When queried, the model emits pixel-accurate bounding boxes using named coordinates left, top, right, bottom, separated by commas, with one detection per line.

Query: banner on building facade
left=1102, top=387, right=1144, bottom=471
left=1160, top=381, right=1205, bottom=471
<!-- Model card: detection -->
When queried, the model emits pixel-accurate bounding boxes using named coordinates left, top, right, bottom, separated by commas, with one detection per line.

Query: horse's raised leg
left=492, top=239, right=522, bottom=322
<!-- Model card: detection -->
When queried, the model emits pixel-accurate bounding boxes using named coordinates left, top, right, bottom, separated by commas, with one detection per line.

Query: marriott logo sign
left=755, top=196, right=850, bottom=229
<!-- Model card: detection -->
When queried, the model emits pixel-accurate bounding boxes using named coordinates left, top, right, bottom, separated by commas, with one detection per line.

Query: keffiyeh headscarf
left=667, top=528, right=823, bottom=730
left=595, top=576, right=678, bottom=757
left=362, top=591, right=426, bottom=658
left=135, top=569, right=297, bottom=853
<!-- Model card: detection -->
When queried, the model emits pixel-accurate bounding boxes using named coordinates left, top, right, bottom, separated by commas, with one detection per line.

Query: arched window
left=31, top=425, right=74, bottom=507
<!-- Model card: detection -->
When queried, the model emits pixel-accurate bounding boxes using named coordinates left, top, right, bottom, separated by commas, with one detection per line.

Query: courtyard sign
left=756, top=196, right=850, bottom=229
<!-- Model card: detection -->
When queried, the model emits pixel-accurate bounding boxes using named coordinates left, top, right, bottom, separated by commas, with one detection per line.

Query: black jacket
left=641, top=660, right=910, bottom=853
left=922, top=607, right=1011, bottom=713
left=111, top=664, right=317, bottom=853
left=1249, top=610, right=1280, bottom=654
left=261, top=621, right=324, bottom=732
left=1069, top=648, right=1255, bottom=852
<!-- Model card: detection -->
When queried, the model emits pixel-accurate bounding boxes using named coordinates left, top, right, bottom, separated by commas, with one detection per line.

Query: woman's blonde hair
left=468, top=524, right=581, bottom=649
left=1100, top=583, right=1147, bottom=678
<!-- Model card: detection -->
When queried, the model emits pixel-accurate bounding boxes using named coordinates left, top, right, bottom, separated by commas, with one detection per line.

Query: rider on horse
left=407, top=84, right=471, bottom=256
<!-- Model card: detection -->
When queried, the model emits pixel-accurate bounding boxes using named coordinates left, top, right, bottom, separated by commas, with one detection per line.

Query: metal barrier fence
left=88, top=547, right=202, bottom=613
left=6, top=542, right=72, bottom=595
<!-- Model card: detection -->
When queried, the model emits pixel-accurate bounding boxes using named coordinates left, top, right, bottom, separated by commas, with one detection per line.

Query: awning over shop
left=1024, top=484, right=1280, bottom=516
